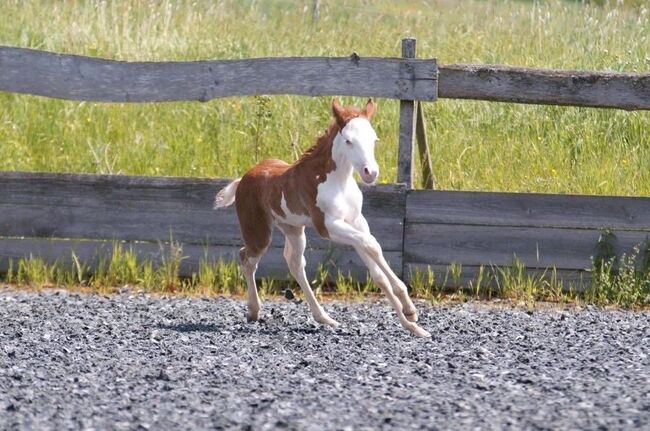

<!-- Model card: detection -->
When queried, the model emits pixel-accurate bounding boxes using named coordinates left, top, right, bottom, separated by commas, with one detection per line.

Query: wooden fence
left=405, top=190, right=650, bottom=285
left=1, top=171, right=648, bottom=285
left=1, top=39, right=649, bottom=287
left=0, top=172, right=404, bottom=280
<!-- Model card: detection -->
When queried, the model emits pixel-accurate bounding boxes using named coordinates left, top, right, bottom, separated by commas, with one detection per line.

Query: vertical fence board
left=396, top=38, right=418, bottom=187
left=415, top=102, right=434, bottom=189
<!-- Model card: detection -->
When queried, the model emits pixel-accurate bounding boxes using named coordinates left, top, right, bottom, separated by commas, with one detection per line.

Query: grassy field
left=0, top=0, right=648, bottom=195
left=1, top=1, right=649, bottom=305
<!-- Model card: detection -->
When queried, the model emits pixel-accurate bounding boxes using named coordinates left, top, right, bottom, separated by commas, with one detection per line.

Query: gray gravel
left=1, top=286, right=649, bottom=430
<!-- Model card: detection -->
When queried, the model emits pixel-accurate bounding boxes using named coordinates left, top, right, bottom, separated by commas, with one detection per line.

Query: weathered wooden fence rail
left=1, top=40, right=649, bottom=287
left=1, top=172, right=648, bottom=286
left=1, top=46, right=648, bottom=109
left=0, top=46, right=437, bottom=102
left=438, top=64, right=650, bottom=111
left=404, top=190, right=650, bottom=285
left=0, top=172, right=405, bottom=280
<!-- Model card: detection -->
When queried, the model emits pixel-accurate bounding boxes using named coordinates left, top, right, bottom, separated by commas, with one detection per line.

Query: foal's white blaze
left=333, top=117, right=379, bottom=185
left=316, top=117, right=377, bottom=222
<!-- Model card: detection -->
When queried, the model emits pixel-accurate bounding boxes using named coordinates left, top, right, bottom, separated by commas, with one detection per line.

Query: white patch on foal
left=333, top=117, right=379, bottom=185
left=316, top=117, right=377, bottom=222
left=272, top=193, right=313, bottom=227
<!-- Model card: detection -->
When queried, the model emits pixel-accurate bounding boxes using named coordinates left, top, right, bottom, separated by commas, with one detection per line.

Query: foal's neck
left=329, top=133, right=354, bottom=181
left=293, top=121, right=355, bottom=187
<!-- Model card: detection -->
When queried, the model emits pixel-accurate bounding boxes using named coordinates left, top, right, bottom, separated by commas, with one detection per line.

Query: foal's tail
left=213, top=178, right=241, bottom=209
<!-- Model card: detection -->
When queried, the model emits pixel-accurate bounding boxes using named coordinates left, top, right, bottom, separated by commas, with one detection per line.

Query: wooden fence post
left=416, top=102, right=435, bottom=189
left=397, top=38, right=417, bottom=188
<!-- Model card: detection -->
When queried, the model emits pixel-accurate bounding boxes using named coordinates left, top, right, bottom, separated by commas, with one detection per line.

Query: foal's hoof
left=246, top=312, right=259, bottom=323
left=404, top=310, right=418, bottom=323
left=316, top=315, right=340, bottom=328
left=410, top=325, right=431, bottom=338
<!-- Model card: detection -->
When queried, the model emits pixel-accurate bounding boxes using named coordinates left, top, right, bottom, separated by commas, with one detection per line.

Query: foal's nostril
left=363, top=167, right=370, bottom=175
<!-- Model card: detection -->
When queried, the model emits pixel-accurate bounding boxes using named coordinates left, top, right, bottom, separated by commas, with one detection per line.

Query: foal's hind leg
left=235, top=194, right=273, bottom=322
left=240, top=247, right=264, bottom=322
left=277, top=223, right=339, bottom=328
left=237, top=219, right=272, bottom=323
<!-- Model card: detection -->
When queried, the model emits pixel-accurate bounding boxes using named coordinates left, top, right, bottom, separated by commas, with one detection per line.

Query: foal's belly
left=272, top=209, right=313, bottom=228
left=271, top=192, right=314, bottom=228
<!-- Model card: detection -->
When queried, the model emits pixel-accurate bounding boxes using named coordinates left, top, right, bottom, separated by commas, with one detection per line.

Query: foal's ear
left=331, top=98, right=347, bottom=128
left=364, top=98, right=375, bottom=120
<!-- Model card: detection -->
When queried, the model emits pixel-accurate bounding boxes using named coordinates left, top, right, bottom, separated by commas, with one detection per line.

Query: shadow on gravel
left=157, top=323, right=221, bottom=333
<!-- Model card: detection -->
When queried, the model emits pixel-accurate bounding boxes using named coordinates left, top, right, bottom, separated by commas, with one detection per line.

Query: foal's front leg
left=277, top=223, right=339, bottom=328
left=350, top=215, right=419, bottom=323
left=325, top=217, right=430, bottom=338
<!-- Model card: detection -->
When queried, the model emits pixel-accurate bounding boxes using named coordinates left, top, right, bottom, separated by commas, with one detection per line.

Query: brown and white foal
left=215, top=99, right=430, bottom=337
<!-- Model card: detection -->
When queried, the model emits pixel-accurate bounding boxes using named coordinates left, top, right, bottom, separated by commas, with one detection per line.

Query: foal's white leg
left=355, top=248, right=430, bottom=337
left=240, top=250, right=262, bottom=322
left=278, top=224, right=339, bottom=328
left=325, top=218, right=430, bottom=338
left=351, top=215, right=418, bottom=322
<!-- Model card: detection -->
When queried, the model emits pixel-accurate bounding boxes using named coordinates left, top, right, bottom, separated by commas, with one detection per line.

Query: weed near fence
left=3, top=240, right=648, bottom=308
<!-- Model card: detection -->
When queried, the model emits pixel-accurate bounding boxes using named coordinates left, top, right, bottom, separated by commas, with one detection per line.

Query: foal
left=215, top=99, right=430, bottom=337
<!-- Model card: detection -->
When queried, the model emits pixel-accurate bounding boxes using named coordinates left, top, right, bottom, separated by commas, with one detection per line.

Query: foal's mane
left=296, top=121, right=339, bottom=163
left=297, top=106, right=364, bottom=164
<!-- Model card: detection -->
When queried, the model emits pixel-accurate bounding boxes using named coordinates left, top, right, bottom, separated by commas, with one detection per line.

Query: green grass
left=4, top=240, right=648, bottom=308
left=0, top=0, right=648, bottom=195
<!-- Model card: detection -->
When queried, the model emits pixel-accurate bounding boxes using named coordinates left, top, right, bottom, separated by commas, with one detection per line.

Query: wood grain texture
left=0, top=171, right=406, bottom=250
left=406, top=189, right=650, bottom=230
left=415, top=101, right=434, bottom=189
left=5, top=171, right=650, bottom=284
left=0, top=47, right=438, bottom=102
left=438, top=64, right=650, bottom=110
left=0, top=237, right=402, bottom=280
left=404, top=223, right=650, bottom=270
left=397, top=100, right=416, bottom=187
left=396, top=39, right=418, bottom=187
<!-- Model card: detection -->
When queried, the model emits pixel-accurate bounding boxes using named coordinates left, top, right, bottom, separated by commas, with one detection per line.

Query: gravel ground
left=1, top=286, right=649, bottom=430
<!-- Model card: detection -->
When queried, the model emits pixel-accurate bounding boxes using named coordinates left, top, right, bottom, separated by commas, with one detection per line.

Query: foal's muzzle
left=361, top=166, right=379, bottom=184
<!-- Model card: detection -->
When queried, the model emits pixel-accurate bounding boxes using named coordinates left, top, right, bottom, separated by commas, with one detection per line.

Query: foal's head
left=331, top=98, right=379, bottom=184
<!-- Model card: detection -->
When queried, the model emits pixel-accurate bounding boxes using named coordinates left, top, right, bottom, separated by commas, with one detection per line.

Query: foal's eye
left=345, top=139, right=352, bottom=146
